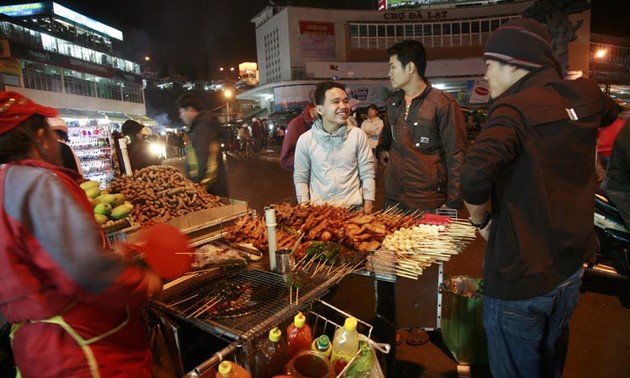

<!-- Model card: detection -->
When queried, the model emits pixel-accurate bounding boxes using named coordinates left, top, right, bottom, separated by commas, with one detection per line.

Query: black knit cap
left=484, top=18, right=553, bottom=70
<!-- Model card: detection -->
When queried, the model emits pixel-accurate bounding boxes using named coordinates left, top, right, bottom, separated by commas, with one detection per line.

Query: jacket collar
left=311, top=118, right=350, bottom=138
left=389, top=83, right=432, bottom=108
left=494, top=65, right=563, bottom=101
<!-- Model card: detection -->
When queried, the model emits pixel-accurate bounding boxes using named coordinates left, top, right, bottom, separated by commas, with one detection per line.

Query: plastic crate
left=105, top=225, right=139, bottom=248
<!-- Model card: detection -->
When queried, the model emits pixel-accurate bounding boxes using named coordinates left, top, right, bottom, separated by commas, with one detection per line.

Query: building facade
left=0, top=2, right=152, bottom=184
left=240, top=1, right=628, bottom=113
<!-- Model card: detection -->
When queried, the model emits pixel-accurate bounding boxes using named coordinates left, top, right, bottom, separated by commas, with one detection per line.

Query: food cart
left=100, top=167, right=476, bottom=377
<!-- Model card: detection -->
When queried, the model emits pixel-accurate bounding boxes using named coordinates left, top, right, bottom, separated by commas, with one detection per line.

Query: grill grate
left=152, top=267, right=338, bottom=342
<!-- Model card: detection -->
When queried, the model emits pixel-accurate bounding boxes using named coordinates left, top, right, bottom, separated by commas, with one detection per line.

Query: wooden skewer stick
left=170, top=293, right=200, bottom=307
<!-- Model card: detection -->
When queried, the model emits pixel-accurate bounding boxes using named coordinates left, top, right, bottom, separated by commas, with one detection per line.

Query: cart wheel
left=457, top=364, right=471, bottom=378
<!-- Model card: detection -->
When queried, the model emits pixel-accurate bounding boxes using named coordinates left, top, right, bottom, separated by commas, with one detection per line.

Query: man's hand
left=364, top=199, right=375, bottom=214
left=144, top=268, right=163, bottom=297
left=478, top=220, right=492, bottom=241
left=379, top=151, right=390, bottom=166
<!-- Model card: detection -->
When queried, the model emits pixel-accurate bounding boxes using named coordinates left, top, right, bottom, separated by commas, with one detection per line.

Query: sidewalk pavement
left=256, top=145, right=281, bottom=163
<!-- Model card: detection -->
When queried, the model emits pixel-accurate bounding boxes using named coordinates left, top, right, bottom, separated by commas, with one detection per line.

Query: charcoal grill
left=152, top=265, right=340, bottom=376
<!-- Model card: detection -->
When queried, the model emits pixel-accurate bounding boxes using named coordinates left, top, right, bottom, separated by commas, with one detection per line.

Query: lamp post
left=593, top=48, right=609, bottom=94
left=219, top=66, right=235, bottom=82
left=224, top=88, right=234, bottom=123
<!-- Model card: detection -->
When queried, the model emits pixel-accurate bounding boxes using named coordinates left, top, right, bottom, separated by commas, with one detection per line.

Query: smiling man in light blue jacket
left=294, top=81, right=376, bottom=213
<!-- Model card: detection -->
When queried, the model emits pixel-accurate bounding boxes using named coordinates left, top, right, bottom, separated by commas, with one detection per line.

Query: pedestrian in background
left=176, top=92, right=229, bottom=197
left=280, top=104, right=317, bottom=171
left=603, top=116, right=630, bottom=226
left=251, top=117, right=264, bottom=152
left=293, top=81, right=375, bottom=213
left=378, top=40, right=467, bottom=212
left=460, top=19, right=619, bottom=378
left=48, top=117, right=83, bottom=177
left=597, top=114, right=626, bottom=169
left=360, top=104, right=384, bottom=157
left=121, top=120, right=160, bottom=173
left=0, top=91, right=161, bottom=377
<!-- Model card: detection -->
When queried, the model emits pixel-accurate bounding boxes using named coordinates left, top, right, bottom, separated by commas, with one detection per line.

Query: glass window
left=41, top=33, right=58, bottom=53
left=21, top=61, right=62, bottom=93
left=350, top=24, right=359, bottom=37
left=471, top=21, right=480, bottom=33
left=481, top=20, right=490, bottom=33
left=368, top=25, right=377, bottom=37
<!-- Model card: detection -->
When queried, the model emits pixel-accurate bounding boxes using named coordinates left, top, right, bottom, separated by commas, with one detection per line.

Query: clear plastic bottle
left=215, top=360, right=251, bottom=378
left=330, top=317, right=360, bottom=375
left=254, top=327, right=288, bottom=378
left=310, top=334, right=332, bottom=358
left=286, top=312, right=312, bottom=358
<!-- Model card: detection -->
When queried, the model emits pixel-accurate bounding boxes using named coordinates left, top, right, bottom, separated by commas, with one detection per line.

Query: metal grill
left=153, top=267, right=339, bottom=342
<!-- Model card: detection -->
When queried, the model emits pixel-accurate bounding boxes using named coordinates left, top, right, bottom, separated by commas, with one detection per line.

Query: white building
left=0, top=2, right=152, bottom=184
left=238, top=0, right=602, bottom=112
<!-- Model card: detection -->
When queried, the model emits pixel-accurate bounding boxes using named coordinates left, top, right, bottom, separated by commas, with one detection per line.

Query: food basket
left=167, top=299, right=388, bottom=378
left=306, top=300, right=387, bottom=378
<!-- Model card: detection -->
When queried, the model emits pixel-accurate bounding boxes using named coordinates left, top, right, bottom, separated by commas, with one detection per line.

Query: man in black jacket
left=461, top=18, right=619, bottom=377
left=378, top=40, right=467, bottom=211
left=176, top=92, right=228, bottom=197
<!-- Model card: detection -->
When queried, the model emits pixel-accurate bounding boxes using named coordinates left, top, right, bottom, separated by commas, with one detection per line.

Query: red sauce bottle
left=286, top=312, right=312, bottom=358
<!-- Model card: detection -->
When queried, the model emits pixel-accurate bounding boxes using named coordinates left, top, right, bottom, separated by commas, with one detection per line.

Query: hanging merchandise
left=286, top=312, right=313, bottom=358
left=67, top=120, right=115, bottom=187
left=330, top=317, right=360, bottom=375
left=215, top=361, right=251, bottom=378
left=254, top=327, right=288, bottom=378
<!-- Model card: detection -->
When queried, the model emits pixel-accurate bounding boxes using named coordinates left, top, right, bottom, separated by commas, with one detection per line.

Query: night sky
left=0, top=0, right=626, bottom=80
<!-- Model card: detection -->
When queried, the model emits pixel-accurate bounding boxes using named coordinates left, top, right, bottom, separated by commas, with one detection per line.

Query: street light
left=593, top=48, right=609, bottom=94
left=224, top=88, right=234, bottom=123
left=219, top=66, right=235, bottom=82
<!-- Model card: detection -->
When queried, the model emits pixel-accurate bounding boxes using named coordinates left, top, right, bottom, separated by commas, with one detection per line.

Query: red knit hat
left=0, top=91, right=58, bottom=135
left=484, top=18, right=553, bottom=70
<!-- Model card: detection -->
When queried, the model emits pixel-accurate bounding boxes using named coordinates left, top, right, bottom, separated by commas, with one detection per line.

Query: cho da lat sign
left=382, top=9, right=449, bottom=21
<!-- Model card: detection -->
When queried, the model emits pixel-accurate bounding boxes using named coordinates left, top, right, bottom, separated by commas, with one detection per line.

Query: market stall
left=93, top=169, right=476, bottom=377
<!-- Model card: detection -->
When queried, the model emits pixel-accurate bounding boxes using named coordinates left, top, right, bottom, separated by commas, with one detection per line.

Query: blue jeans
left=483, top=267, right=583, bottom=378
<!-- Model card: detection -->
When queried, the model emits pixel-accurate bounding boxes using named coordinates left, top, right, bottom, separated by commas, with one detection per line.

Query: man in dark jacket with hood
left=461, top=18, right=619, bottom=377
left=176, top=92, right=228, bottom=197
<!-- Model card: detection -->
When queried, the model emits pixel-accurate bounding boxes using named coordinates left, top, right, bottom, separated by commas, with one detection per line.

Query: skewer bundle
left=374, top=218, right=476, bottom=280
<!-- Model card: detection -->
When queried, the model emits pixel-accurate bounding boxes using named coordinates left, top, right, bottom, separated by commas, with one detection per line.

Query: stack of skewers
left=368, top=215, right=477, bottom=280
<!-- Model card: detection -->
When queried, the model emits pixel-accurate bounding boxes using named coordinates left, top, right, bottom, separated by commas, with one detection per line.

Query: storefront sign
left=0, top=57, right=22, bottom=76
left=345, top=83, right=393, bottom=108
left=273, top=84, right=316, bottom=112
left=0, top=2, right=49, bottom=17
left=467, top=79, right=490, bottom=104
left=382, top=10, right=449, bottom=21
left=299, top=21, right=336, bottom=60
left=11, top=43, right=114, bottom=78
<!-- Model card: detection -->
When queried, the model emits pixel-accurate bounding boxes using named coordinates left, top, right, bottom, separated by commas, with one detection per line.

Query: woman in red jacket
left=0, top=91, right=162, bottom=378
